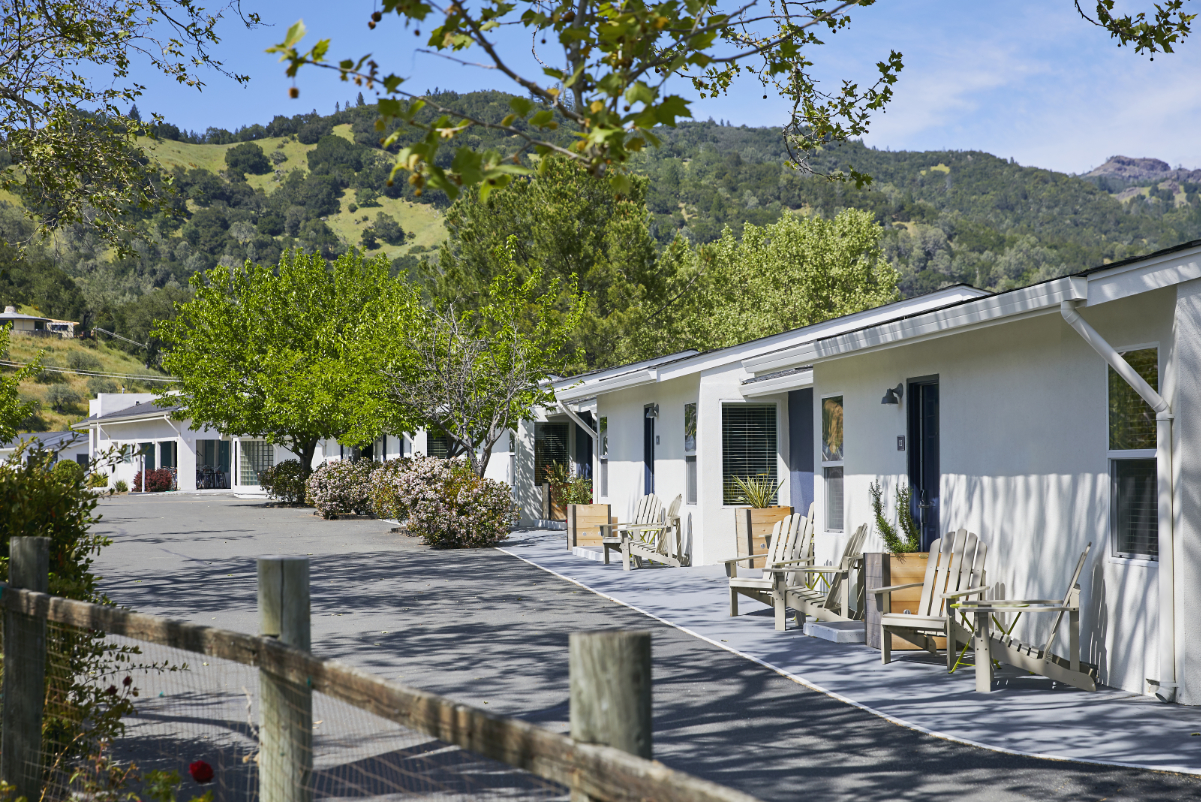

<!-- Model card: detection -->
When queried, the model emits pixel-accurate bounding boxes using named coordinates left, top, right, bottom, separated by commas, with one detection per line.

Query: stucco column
left=1172, top=281, right=1201, bottom=705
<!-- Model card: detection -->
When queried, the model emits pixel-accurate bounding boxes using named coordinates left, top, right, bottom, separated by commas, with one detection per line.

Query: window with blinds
left=686, top=456, right=698, bottom=504
left=535, top=423, right=569, bottom=485
left=721, top=404, right=777, bottom=505
left=427, top=432, right=451, bottom=458
left=1109, top=347, right=1157, bottom=559
left=825, top=466, right=844, bottom=532
left=1112, top=459, right=1157, bottom=558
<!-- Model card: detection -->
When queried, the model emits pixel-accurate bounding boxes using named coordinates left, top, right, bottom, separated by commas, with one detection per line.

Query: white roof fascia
left=654, top=286, right=988, bottom=382
left=746, top=277, right=1087, bottom=373
left=73, top=410, right=174, bottom=429
left=740, top=369, right=814, bottom=398
left=556, top=368, right=658, bottom=402
left=1085, top=246, right=1201, bottom=306
left=550, top=350, right=698, bottom=392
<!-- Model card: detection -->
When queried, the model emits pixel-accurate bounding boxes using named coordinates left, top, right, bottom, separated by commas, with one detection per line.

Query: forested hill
left=4, top=89, right=1200, bottom=358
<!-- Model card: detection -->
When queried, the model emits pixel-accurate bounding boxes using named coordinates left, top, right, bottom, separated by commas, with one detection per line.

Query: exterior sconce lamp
left=881, top=383, right=904, bottom=405
left=645, top=404, right=660, bottom=419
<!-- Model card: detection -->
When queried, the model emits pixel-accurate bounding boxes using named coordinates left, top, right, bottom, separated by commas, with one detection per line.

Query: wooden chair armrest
left=722, top=555, right=762, bottom=565
left=767, top=565, right=846, bottom=575
left=622, top=523, right=666, bottom=533
left=772, top=558, right=815, bottom=567
left=956, top=598, right=1061, bottom=606
left=959, top=604, right=1071, bottom=615
left=867, top=582, right=922, bottom=595
left=941, top=585, right=990, bottom=600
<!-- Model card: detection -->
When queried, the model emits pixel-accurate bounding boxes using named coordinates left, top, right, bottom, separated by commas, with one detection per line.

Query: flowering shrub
left=372, top=455, right=516, bottom=548
left=367, top=457, right=413, bottom=519
left=133, top=468, right=175, bottom=492
left=260, top=459, right=307, bottom=504
left=305, top=459, right=375, bottom=519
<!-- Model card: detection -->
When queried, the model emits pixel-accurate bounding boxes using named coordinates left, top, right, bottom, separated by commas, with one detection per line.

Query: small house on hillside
left=545, top=238, right=1201, bottom=705
left=0, top=306, right=77, bottom=338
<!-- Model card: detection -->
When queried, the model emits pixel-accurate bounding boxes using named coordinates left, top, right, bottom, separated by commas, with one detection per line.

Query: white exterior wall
left=810, top=287, right=1176, bottom=696
left=1171, top=279, right=1201, bottom=705
left=595, top=369, right=794, bottom=567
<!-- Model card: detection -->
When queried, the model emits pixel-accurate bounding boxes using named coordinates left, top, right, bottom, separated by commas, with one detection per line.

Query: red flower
left=189, top=760, right=214, bottom=784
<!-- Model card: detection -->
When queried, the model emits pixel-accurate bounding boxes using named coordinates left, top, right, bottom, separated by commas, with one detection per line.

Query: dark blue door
left=643, top=411, right=655, bottom=495
left=788, top=389, right=814, bottom=515
left=908, top=378, right=940, bottom=550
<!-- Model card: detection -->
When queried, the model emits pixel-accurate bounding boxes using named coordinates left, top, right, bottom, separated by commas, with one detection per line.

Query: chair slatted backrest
left=822, top=524, right=869, bottom=614
left=1041, top=542, right=1092, bottom=657
left=913, top=529, right=986, bottom=618
left=755, top=514, right=796, bottom=573
left=781, top=505, right=815, bottom=586
left=652, top=494, right=684, bottom=555
left=631, top=494, right=662, bottom=527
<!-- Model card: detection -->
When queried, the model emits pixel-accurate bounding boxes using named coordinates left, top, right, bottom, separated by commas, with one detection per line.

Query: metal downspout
left=1061, top=301, right=1177, bottom=702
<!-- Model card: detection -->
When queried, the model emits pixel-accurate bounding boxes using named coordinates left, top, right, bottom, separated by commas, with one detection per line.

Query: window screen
left=599, top=458, right=609, bottom=498
left=239, top=441, right=273, bottom=486
left=160, top=441, right=177, bottom=468
left=722, top=404, right=777, bottom=505
left=1109, top=348, right=1158, bottom=450
left=139, top=442, right=156, bottom=472
left=535, top=423, right=569, bottom=485
left=686, top=456, right=698, bottom=504
left=1112, top=458, right=1157, bottom=559
left=825, top=466, right=844, bottom=532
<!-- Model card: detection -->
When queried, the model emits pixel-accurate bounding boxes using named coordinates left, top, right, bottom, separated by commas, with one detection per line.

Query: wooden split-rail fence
left=0, top=537, right=758, bottom=802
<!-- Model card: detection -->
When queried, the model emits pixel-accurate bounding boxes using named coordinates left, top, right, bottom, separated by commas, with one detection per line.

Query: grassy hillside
left=4, top=333, right=172, bottom=432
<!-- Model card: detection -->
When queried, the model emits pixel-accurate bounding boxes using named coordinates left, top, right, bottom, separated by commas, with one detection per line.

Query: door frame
left=907, top=375, right=940, bottom=551
left=643, top=405, right=656, bottom=495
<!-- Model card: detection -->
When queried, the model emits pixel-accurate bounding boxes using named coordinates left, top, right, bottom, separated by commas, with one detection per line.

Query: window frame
left=1106, top=344, right=1159, bottom=563
left=820, top=392, right=845, bottom=533
left=719, top=400, right=781, bottom=508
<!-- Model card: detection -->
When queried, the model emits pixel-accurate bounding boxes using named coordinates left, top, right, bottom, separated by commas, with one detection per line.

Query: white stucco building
left=538, top=239, right=1201, bottom=705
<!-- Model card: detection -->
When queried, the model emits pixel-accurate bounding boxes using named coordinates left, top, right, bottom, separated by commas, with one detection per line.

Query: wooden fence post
left=258, top=556, right=312, bottom=802
left=2, top=537, right=50, bottom=801
left=569, top=630, right=652, bottom=760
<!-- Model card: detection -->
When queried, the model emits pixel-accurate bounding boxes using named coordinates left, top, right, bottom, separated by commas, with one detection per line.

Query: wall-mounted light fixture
left=645, top=403, right=660, bottom=419
left=881, top=383, right=904, bottom=405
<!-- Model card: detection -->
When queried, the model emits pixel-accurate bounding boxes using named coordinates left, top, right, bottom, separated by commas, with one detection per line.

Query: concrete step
left=803, top=620, right=866, bottom=644
left=573, top=546, right=606, bottom=563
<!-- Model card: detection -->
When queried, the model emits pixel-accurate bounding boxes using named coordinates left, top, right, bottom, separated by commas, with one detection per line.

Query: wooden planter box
left=567, top=504, right=614, bottom=549
left=540, top=483, right=568, bottom=522
left=865, top=552, right=937, bottom=651
left=734, top=506, right=793, bottom=568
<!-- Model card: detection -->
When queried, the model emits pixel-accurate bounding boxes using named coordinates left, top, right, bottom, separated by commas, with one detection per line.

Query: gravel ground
left=89, top=494, right=1201, bottom=802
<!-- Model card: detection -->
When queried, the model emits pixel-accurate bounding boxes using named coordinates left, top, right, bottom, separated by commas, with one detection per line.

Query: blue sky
left=132, top=0, right=1201, bottom=175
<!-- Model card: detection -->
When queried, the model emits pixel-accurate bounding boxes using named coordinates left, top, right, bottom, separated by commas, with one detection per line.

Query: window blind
left=825, top=466, right=844, bottom=532
left=1112, top=458, right=1157, bottom=558
left=722, top=404, right=777, bottom=505
left=427, top=432, right=451, bottom=459
left=535, top=423, right=569, bottom=485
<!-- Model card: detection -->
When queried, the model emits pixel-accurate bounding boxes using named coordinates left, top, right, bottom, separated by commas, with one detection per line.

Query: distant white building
left=70, top=393, right=514, bottom=493
left=0, top=305, right=76, bottom=337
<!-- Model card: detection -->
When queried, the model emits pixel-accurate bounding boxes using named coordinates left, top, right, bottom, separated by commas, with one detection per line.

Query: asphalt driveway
left=90, top=494, right=1201, bottom=802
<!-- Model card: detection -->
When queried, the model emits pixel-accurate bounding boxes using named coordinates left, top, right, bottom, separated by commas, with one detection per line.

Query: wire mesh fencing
left=1, top=543, right=757, bottom=802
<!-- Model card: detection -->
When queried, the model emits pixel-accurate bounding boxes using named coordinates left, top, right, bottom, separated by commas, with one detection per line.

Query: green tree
left=661, top=209, right=899, bottom=352
left=154, top=250, right=406, bottom=478
left=373, top=212, right=405, bottom=245
left=357, top=237, right=584, bottom=477
left=225, top=142, right=272, bottom=177
left=0, top=327, right=39, bottom=441
left=272, top=2, right=1188, bottom=200
left=1, top=0, right=260, bottom=251
left=434, top=157, right=662, bottom=371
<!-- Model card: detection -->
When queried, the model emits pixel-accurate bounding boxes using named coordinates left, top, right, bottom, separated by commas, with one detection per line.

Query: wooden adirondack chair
left=869, top=529, right=989, bottom=669
left=600, top=495, right=663, bottom=565
left=725, top=504, right=814, bottom=630
left=770, top=523, right=869, bottom=626
left=958, top=543, right=1098, bottom=693
left=619, top=494, right=688, bottom=570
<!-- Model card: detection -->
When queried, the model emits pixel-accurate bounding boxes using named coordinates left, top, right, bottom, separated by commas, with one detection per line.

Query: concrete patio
left=499, top=530, right=1201, bottom=776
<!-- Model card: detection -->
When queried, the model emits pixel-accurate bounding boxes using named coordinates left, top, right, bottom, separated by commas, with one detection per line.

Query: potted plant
left=731, top=475, right=792, bottom=567
left=865, top=480, right=930, bottom=650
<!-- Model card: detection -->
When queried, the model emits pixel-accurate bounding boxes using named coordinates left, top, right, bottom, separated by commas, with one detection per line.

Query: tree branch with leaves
left=359, top=236, right=585, bottom=477
left=0, top=0, right=260, bottom=252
